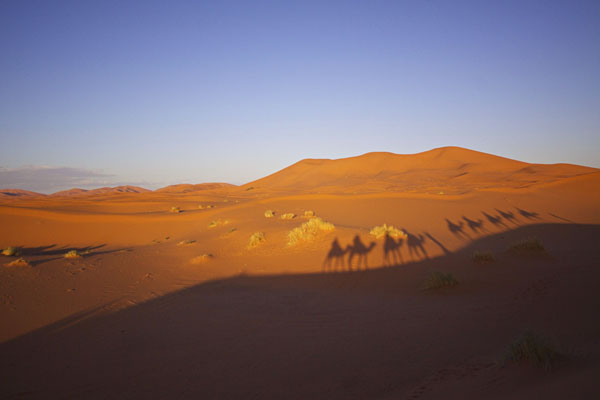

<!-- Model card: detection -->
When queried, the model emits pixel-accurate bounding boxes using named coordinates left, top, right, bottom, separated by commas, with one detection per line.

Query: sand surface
left=1, top=147, right=599, bottom=399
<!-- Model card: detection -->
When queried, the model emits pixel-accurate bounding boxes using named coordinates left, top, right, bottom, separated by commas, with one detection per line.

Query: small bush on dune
left=170, top=206, right=181, bottom=213
left=264, top=210, right=275, bottom=218
left=177, top=240, right=196, bottom=246
left=2, top=246, right=19, bottom=256
left=190, top=254, right=213, bottom=264
left=280, top=213, right=295, bottom=220
left=64, top=250, right=81, bottom=259
left=198, top=205, right=204, bottom=209
left=248, top=232, right=266, bottom=249
left=504, top=331, right=558, bottom=370
left=5, top=257, right=30, bottom=267
left=509, top=237, right=545, bottom=254
left=208, top=219, right=230, bottom=228
left=288, top=217, right=335, bottom=246
left=303, top=210, right=315, bottom=217
left=369, top=224, right=407, bottom=240
left=472, top=251, right=494, bottom=263
left=425, top=271, right=459, bottom=289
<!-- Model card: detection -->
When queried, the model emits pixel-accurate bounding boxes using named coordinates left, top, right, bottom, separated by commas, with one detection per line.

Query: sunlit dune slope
left=0, top=189, right=45, bottom=198
left=242, top=146, right=597, bottom=194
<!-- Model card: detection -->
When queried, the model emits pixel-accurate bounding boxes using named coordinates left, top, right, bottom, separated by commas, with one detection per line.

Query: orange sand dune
left=0, top=147, right=599, bottom=399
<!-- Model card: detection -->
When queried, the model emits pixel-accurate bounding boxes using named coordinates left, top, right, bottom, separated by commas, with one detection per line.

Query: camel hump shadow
left=347, top=235, right=376, bottom=270
left=446, top=218, right=470, bottom=240
left=462, top=215, right=486, bottom=234
left=383, top=233, right=404, bottom=266
left=403, top=230, right=429, bottom=260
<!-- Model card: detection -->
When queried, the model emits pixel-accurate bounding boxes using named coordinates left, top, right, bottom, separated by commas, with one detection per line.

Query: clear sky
left=1, top=0, right=599, bottom=193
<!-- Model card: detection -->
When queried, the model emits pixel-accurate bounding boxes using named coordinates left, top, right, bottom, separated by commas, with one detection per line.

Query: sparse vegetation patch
left=264, top=210, right=275, bottom=218
left=425, top=271, right=459, bottom=289
left=2, top=246, right=19, bottom=257
left=177, top=240, right=196, bottom=246
left=280, top=213, right=296, bottom=220
left=303, top=210, right=315, bottom=217
left=509, top=237, right=545, bottom=254
left=208, top=219, right=230, bottom=228
left=472, top=251, right=494, bottom=263
left=64, top=250, right=81, bottom=259
left=190, top=254, right=213, bottom=264
left=504, top=331, right=558, bottom=370
left=248, top=232, right=266, bottom=249
left=288, top=217, right=335, bottom=246
left=369, top=224, right=407, bottom=240
left=170, top=206, right=181, bottom=213
left=5, top=257, right=30, bottom=267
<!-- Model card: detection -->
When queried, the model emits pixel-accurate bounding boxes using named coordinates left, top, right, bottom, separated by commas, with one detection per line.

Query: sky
left=1, top=0, right=599, bottom=193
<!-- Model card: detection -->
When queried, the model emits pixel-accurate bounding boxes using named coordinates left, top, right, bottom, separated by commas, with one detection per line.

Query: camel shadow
left=482, top=211, right=508, bottom=229
left=446, top=218, right=471, bottom=240
left=383, top=233, right=404, bottom=267
left=403, top=229, right=428, bottom=261
left=462, top=216, right=487, bottom=234
left=347, top=235, right=376, bottom=271
left=323, top=238, right=348, bottom=272
left=495, top=209, right=520, bottom=225
left=516, top=207, right=541, bottom=221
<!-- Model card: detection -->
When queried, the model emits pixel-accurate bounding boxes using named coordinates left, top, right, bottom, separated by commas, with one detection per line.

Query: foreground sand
left=1, top=148, right=599, bottom=399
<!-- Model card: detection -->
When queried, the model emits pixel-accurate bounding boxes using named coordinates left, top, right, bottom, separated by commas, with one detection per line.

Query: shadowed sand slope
left=1, top=223, right=599, bottom=399
left=243, top=147, right=597, bottom=194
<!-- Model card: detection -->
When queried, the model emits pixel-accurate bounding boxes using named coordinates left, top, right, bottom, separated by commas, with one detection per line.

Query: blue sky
left=1, top=0, right=599, bottom=192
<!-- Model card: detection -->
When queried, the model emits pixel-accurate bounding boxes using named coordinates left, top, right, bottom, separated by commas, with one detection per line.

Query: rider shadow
left=322, top=237, right=348, bottom=272
left=347, top=235, right=376, bottom=271
left=495, top=209, right=520, bottom=225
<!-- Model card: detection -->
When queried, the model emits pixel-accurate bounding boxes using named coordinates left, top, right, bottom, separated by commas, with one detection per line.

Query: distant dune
left=242, top=146, right=597, bottom=194
left=155, top=183, right=237, bottom=193
left=0, top=189, right=45, bottom=198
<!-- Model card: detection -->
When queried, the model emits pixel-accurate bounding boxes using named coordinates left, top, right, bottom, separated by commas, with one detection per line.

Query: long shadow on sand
left=15, top=244, right=130, bottom=267
left=2, top=223, right=599, bottom=399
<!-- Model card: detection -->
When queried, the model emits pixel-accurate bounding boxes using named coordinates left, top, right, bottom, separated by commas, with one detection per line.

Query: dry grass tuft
left=303, top=210, right=315, bottom=218
left=504, top=331, right=558, bottom=370
left=369, top=224, right=407, bottom=240
left=280, top=213, right=296, bottom=220
left=190, top=254, right=213, bottom=264
left=5, top=257, right=30, bottom=267
left=425, top=271, right=459, bottom=289
left=208, top=219, right=230, bottom=228
left=248, top=232, right=266, bottom=249
left=472, top=251, right=494, bottom=263
left=177, top=240, right=196, bottom=246
left=2, top=246, right=19, bottom=256
left=288, top=217, right=335, bottom=246
left=509, top=237, right=545, bottom=254
left=64, top=250, right=81, bottom=259
left=170, top=206, right=181, bottom=213
left=264, top=210, right=275, bottom=218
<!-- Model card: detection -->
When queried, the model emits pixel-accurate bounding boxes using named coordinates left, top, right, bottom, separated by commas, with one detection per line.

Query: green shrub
left=504, top=331, right=558, bottom=370
left=288, top=217, right=335, bottom=246
left=425, top=271, right=458, bottom=289
left=369, top=224, right=407, bottom=240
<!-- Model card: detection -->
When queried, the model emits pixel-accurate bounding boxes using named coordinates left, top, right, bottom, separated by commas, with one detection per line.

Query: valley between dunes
left=1, top=147, right=599, bottom=399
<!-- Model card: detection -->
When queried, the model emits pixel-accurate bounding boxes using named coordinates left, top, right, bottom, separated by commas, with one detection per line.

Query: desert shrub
left=5, top=257, right=30, bottom=267
left=280, top=213, right=296, bottom=220
left=264, top=210, right=275, bottom=218
left=170, top=206, right=181, bottom=213
left=504, top=331, right=558, bottom=370
left=64, top=250, right=81, bottom=258
left=248, top=232, right=266, bottom=249
left=369, top=224, right=407, bottom=240
left=208, top=219, right=229, bottom=228
left=509, top=237, right=545, bottom=254
left=229, top=228, right=237, bottom=233
left=190, top=254, right=213, bottom=264
left=177, top=240, right=196, bottom=246
left=2, top=246, right=19, bottom=256
left=198, top=205, right=204, bottom=209
left=288, top=217, right=335, bottom=246
left=303, top=210, right=315, bottom=217
left=206, top=205, right=215, bottom=209
left=425, top=271, right=459, bottom=289
left=472, top=251, right=494, bottom=263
